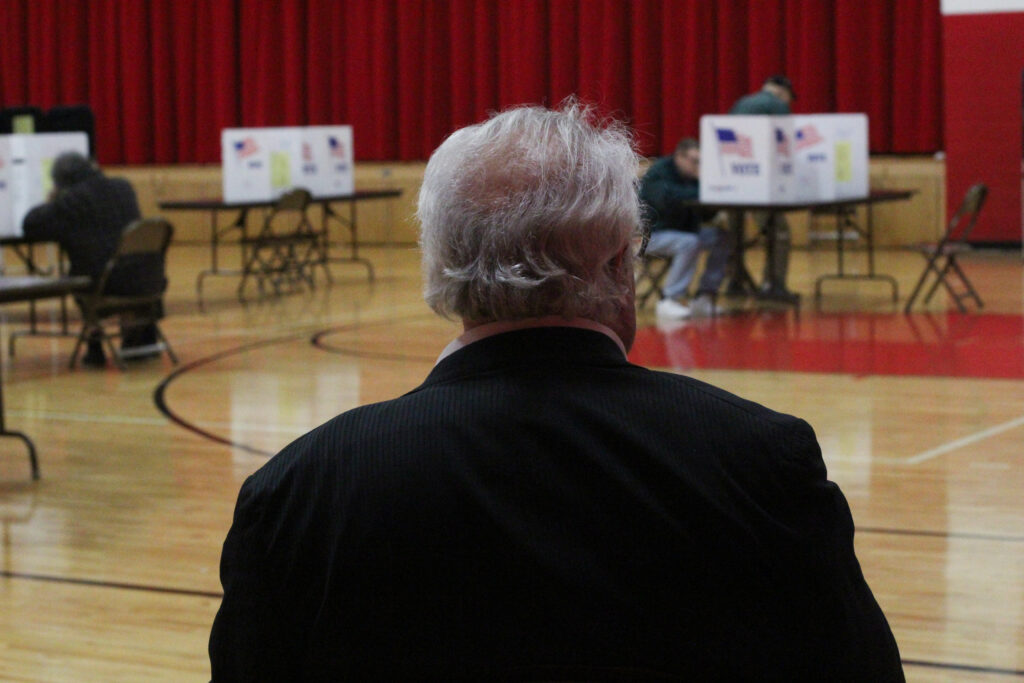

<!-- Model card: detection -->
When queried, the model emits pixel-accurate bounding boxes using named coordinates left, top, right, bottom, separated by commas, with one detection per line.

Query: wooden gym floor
left=0, top=241, right=1021, bottom=681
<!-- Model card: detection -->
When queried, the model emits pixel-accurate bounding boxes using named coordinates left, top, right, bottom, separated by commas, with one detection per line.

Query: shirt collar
left=436, top=316, right=627, bottom=365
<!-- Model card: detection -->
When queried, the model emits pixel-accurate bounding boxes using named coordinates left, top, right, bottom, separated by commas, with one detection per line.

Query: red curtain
left=0, top=0, right=943, bottom=164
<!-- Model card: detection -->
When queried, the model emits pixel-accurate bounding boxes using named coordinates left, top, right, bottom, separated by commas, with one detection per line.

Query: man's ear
left=609, top=242, right=634, bottom=281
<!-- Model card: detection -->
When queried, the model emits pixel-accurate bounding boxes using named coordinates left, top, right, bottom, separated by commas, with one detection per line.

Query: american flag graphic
left=775, top=128, right=790, bottom=156
left=328, top=136, right=346, bottom=158
left=795, top=125, right=824, bottom=150
left=715, top=128, right=753, bottom=158
left=233, top=137, right=260, bottom=159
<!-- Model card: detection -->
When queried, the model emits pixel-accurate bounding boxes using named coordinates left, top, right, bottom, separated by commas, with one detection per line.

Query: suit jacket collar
left=418, top=326, right=631, bottom=389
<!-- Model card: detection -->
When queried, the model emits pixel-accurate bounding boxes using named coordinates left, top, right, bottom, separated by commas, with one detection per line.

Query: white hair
left=417, top=100, right=641, bottom=324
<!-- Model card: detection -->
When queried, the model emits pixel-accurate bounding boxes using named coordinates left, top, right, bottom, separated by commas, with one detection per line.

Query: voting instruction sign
left=222, top=126, right=354, bottom=203
left=699, top=115, right=796, bottom=204
left=0, top=132, right=89, bottom=238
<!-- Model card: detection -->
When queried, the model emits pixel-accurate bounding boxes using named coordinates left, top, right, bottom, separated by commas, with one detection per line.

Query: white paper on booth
left=830, top=114, right=869, bottom=199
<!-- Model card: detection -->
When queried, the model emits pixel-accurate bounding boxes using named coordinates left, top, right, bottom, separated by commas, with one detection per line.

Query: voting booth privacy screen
left=699, top=114, right=868, bottom=204
left=0, top=132, right=89, bottom=238
left=221, top=126, right=354, bottom=203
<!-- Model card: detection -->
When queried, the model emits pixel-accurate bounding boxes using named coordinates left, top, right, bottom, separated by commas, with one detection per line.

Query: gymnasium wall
left=942, top=0, right=1024, bottom=243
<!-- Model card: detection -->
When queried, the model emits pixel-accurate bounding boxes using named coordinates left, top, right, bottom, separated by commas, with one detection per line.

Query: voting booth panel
left=222, top=126, right=354, bottom=203
left=0, top=132, right=90, bottom=238
left=791, top=114, right=869, bottom=202
left=699, top=114, right=868, bottom=205
left=699, top=116, right=796, bottom=204
left=305, top=126, right=355, bottom=197
left=0, top=138, right=10, bottom=237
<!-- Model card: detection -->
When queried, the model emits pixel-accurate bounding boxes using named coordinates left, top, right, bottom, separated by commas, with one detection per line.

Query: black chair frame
left=237, top=188, right=328, bottom=300
left=69, top=218, right=178, bottom=369
left=904, top=183, right=987, bottom=313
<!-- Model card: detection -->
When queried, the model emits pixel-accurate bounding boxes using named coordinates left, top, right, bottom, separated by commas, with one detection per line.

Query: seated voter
left=639, top=138, right=731, bottom=319
left=22, top=152, right=166, bottom=367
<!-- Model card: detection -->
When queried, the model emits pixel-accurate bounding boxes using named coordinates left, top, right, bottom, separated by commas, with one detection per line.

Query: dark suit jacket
left=210, top=327, right=903, bottom=681
left=22, top=172, right=164, bottom=296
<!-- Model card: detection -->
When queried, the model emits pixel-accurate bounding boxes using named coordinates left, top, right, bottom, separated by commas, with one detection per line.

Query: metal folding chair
left=904, top=183, right=987, bottom=313
left=70, top=218, right=178, bottom=369
left=238, top=188, right=327, bottom=300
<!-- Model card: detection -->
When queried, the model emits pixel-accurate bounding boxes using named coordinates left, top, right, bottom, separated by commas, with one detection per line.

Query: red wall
left=943, top=12, right=1024, bottom=243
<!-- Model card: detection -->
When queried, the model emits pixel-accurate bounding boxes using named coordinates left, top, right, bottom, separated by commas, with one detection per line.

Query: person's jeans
left=645, top=225, right=731, bottom=299
left=752, top=210, right=792, bottom=289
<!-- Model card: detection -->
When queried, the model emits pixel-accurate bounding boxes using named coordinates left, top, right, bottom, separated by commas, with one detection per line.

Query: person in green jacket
left=639, top=139, right=730, bottom=319
left=730, top=74, right=794, bottom=116
left=730, top=75, right=799, bottom=304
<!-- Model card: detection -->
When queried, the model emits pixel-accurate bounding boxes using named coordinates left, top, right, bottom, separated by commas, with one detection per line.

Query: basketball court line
left=904, top=414, right=1024, bottom=465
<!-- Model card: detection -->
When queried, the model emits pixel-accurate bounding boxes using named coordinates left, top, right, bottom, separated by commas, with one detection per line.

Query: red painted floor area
left=629, top=311, right=1024, bottom=379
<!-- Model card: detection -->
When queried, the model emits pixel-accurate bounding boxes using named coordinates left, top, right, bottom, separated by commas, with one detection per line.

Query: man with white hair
left=210, top=102, right=903, bottom=681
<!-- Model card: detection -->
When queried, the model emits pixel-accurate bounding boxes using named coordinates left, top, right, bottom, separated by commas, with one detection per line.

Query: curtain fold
left=0, top=0, right=943, bottom=163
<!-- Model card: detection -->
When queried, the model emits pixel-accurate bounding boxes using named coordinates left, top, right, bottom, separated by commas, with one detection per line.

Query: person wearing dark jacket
left=639, top=138, right=730, bottom=319
left=22, top=152, right=165, bottom=367
left=730, top=74, right=799, bottom=303
left=209, top=101, right=904, bottom=682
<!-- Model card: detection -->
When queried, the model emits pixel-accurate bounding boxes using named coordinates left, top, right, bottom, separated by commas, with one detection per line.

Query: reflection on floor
left=632, top=311, right=1024, bottom=379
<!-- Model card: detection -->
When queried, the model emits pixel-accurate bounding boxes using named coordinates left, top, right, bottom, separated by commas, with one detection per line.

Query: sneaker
left=690, top=293, right=716, bottom=317
left=655, top=298, right=692, bottom=320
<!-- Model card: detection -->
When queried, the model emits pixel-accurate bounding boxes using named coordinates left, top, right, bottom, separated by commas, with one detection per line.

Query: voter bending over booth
left=22, top=152, right=166, bottom=367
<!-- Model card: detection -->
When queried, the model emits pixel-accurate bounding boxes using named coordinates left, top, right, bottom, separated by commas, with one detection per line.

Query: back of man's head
left=762, top=74, right=795, bottom=102
left=674, top=138, right=699, bottom=156
left=51, top=151, right=98, bottom=189
left=417, top=100, right=641, bottom=325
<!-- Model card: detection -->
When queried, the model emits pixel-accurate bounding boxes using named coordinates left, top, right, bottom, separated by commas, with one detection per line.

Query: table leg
left=814, top=201, right=899, bottom=302
left=7, top=244, right=78, bottom=358
left=723, top=209, right=756, bottom=297
left=0, top=369, right=39, bottom=480
left=763, top=211, right=777, bottom=285
left=323, top=202, right=375, bottom=282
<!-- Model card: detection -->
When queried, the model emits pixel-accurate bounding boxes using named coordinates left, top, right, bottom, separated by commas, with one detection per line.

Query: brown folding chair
left=69, top=218, right=178, bottom=370
left=238, top=187, right=327, bottom=300
left=904, top=183, right=987, bottom=313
